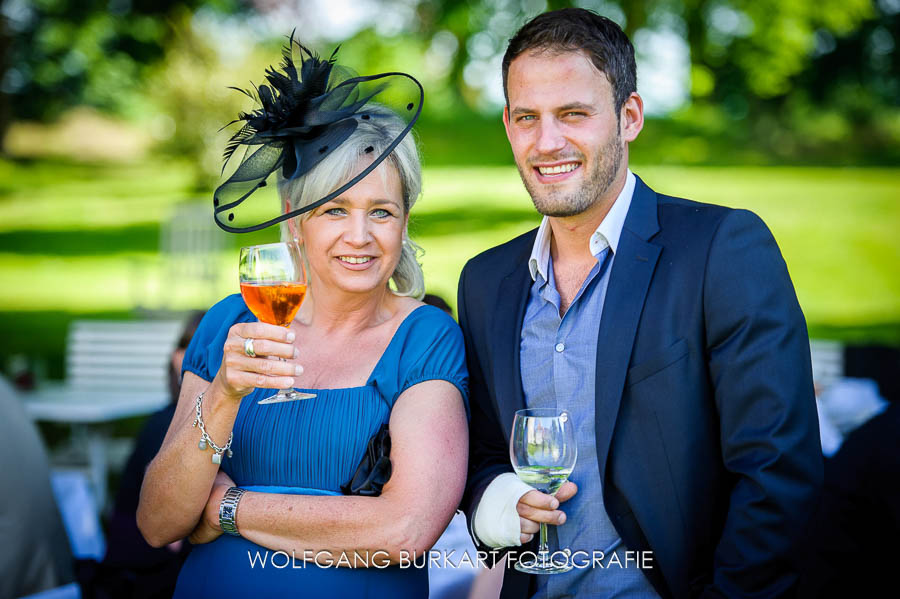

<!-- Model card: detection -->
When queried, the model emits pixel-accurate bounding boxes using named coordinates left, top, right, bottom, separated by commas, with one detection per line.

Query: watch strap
left=218, top=486, right=246, bottom=536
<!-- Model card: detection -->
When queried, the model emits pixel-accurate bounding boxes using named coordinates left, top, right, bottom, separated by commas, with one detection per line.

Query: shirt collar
left=528, top=169, right=635, bottom=281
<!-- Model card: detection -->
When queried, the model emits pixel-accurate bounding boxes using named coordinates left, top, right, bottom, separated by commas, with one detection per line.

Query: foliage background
left=1, top=0, right=898, bottom=382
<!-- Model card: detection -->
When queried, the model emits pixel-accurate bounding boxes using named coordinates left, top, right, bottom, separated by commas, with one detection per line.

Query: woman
left=137, top=42, right=468, bottom=597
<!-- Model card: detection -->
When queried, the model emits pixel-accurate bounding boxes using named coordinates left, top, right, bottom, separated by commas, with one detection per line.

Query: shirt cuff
left=471, top=472, right=535, bottom=549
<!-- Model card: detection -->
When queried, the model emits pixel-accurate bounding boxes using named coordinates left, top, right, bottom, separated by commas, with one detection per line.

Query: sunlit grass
left=0, top=159, right=200, bottom=230
left=636, top=166, right=900, bottom=328
left=1, top=160, right=899, bottom=358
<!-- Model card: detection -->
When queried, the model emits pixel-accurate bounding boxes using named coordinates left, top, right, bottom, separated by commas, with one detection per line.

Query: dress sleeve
left=181, top=294, right=256, bottom=382
left=377, top=306, right=469, bottom=416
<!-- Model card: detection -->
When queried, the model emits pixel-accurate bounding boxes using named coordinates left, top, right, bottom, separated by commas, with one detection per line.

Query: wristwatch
left=218, top=486, right=246, bottom=536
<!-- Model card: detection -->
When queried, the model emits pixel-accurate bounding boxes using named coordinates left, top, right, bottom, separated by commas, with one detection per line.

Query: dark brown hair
left=502, top=8, right=637, bottom=113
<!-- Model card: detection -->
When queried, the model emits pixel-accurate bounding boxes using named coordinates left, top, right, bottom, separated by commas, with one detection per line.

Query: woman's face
left=298, top=159, right=407, bottom=298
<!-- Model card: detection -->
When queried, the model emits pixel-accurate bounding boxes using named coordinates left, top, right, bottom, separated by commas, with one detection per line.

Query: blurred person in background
left=0, top=375, right=74, bottom=598
left=423, top=292, right=452, bottom=315
left=799, top=400, right=900, bottom=598
left=90, top=310, right=205, bottom=599
left=800, top=348, right=900, bottom=598
left=137, top=38, right=468, bottom=598
left=458, top=8, right=823, bottom=598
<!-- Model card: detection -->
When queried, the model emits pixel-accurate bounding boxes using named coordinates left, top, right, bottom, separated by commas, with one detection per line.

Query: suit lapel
left=595, top=176, right=661, bottom=485
left=491, top=244, right=534, bottom=437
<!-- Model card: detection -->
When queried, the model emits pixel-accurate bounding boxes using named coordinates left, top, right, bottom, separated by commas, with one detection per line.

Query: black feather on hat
left=213, top=32, right=423, bottom=233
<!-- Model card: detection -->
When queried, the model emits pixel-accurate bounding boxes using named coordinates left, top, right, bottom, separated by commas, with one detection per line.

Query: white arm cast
left=471, top=472, right=535, bottom=549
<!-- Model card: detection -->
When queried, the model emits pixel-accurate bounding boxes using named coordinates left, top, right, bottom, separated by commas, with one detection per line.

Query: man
left=458, top=8, right=823, bottom=599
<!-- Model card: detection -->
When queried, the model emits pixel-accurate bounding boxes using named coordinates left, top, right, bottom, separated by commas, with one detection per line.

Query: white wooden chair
left=23, top=319, right=184, bottom=508
left=809, top=339, right=845, bottom=391
left=17, top=583, right=81, bottom=599
left=158, top=201, right=227, bottom=308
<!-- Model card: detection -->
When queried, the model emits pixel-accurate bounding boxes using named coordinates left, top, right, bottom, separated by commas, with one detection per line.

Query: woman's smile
left=336, top=255, right=377, bottom=270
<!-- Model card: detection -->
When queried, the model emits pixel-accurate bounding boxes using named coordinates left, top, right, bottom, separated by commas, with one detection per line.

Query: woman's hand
left=188, top=470, right=237, bottom=545
left=214, top=322, right=302, bottom=401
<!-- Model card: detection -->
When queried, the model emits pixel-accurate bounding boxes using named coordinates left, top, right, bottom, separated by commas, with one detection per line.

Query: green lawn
left=2, top=158, right=899, bottom=377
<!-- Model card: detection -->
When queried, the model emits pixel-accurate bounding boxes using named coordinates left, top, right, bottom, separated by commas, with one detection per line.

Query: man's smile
left=533, top=161, right=582, bottom=182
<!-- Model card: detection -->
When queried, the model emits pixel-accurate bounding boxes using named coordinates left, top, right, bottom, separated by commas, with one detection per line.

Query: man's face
left=503, top=49, right=625, bottom=217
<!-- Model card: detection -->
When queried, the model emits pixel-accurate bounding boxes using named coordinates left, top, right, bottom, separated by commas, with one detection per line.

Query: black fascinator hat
left=213, top=33, right=424, bottom=233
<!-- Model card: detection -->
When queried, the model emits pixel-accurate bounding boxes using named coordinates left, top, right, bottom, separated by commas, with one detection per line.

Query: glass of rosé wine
left=239, top=241, right=314, bottom=403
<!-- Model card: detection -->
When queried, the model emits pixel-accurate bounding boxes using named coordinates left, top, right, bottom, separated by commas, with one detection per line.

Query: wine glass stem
left=538, top=522, right=549, bottom=567
left=277, top=357, right=292, bottom=395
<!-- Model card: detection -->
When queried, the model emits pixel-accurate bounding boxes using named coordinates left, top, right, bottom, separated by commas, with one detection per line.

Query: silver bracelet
left=192, top=391, right=233, bottom=464
left=218, top=486, right=245, bottom=536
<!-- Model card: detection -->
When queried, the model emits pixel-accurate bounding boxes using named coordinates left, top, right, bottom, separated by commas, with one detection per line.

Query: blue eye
left=517, top=115, right=536, bottom=122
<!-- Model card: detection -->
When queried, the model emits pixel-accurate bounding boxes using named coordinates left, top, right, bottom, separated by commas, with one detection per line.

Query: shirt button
left=555, top=343, right=565, bottom=353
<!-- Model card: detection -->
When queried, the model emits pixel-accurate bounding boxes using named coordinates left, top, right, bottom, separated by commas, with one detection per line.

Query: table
left=23, top=384, right=170, bottom=510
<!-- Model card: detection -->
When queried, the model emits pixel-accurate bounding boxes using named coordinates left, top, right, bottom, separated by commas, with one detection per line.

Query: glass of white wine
left=510, top=408, right=577, bottom=574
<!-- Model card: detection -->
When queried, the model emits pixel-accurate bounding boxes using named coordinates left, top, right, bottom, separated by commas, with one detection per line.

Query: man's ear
left=621, top=92, right=644, bottom=143
left=503, top=105, right=513, bottom=143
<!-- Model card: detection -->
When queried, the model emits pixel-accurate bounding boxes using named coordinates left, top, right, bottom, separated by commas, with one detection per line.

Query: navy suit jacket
left=458, top=176, right=823, bottom=598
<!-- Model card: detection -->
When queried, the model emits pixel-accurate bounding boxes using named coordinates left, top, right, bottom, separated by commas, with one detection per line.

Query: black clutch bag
left=341, top=423, right=392, bottom=496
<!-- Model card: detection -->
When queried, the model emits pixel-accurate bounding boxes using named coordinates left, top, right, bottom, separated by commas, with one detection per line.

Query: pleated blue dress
left=172, top=294, right=468, bottom=598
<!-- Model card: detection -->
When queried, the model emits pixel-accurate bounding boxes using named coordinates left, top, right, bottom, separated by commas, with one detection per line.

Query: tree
left=0, top=0, right=245, bottom=153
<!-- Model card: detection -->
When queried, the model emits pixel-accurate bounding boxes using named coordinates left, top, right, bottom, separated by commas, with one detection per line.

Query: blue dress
left=173, top=295, right=468, bottom=598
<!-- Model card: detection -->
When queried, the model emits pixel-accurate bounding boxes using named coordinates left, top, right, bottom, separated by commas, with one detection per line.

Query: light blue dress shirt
left=520, top=171, right=659, bottom=598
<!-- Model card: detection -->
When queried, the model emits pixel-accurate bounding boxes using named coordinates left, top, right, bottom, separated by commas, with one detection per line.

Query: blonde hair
left=277, top=105, right=425, bottom=299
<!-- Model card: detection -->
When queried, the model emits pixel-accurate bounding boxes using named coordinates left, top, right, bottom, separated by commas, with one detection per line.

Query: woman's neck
left=295, top=284, right=396, bottom=335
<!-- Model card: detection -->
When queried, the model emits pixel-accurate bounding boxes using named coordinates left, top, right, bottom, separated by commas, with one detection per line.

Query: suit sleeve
left=457, top=261, right=518, bottom=557
left=702, top=209, right=824, bottom=597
